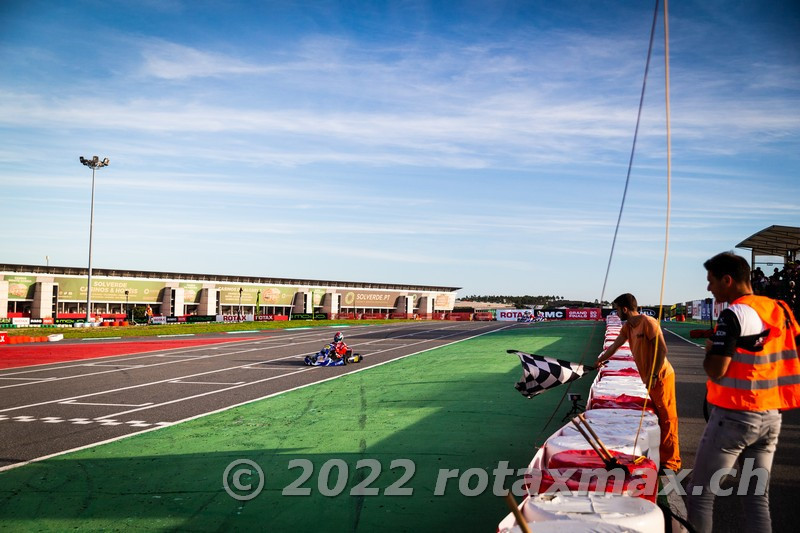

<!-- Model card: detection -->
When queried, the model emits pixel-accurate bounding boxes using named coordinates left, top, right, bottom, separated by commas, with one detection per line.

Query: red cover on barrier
left=609, top=354, right=634, bottom=361
left=590, top=394, right=654, bottom=412
left=600, top=368, right=640, bottom=378
left=537, top=449, right=657, bottom=502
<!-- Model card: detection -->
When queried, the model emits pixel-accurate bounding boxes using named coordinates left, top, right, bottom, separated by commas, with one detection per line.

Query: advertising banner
left=639, top=308, right=658, bottom=318
left=434, top=293, right=455, bottom=310
left=496, top=309, right=535, bottom=321
left=342, top=290, right=396, bottom=308
left=701, top=301, right=713, bottom=321
left=692, top=300, right=702, bottom=320
left=219, top=285, right=295, bottom=306
left=311, top=288, right=327, bottom=307
left=186, top=315, right=217, bottom=323
left=0, top=332, right=7, bottom=344
left=55, top=277, right=166, bottom=303
left=537, top=309, right=565, bottom=320
left=217, top=314, right=255, bottom=323
left=565, top=308, right=602, bottom=320
left=290, top=313, right=328, bottom=320
left=11, top=317, right=31, bottom=327
left=179, top=282, right=203, bottom=304
left=4, top=275, right=36, bottom=300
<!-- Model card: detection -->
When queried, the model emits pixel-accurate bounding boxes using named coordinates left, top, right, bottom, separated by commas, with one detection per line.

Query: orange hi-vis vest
left=707, top=295, right=800, bottom=411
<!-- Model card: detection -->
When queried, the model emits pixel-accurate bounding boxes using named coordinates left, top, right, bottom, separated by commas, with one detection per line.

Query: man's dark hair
left=612, top=293, right=638, bottom=310
left=704, top=252, right=751, bottom=283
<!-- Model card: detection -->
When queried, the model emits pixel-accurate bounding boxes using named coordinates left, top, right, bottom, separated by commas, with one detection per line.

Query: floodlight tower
left=79, top=156, right=110, bottom=323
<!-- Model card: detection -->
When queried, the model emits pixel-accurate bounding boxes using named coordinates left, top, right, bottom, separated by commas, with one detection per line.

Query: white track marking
left=0, top=324, right=467, bottom=410
left=168, top=380, right=246, bottom=385
left=60, top=400, right=154, bottom=407
left=0, top=323, right=460, bottom=390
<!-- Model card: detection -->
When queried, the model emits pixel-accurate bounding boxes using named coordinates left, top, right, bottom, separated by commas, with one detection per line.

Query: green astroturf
left=0, top=322, right=603, bottom=532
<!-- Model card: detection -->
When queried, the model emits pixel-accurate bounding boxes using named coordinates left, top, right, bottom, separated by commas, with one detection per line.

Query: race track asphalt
left=0, top=321, right=508, bottom=471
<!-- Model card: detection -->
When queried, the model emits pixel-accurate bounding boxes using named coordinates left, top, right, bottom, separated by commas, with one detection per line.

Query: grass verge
left=2, top=319, right=415, bottom=340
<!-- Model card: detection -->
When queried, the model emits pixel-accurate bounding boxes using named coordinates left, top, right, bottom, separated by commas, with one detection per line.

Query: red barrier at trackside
left=0, top=332, right=7, bottom=344
left=447, top=312, right=473, bottom=321
left=473, top=312, right=494, bottom=321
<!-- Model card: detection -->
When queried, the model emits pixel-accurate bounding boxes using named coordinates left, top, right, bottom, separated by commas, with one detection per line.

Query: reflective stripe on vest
left=707, top=295, right=800, bottom=411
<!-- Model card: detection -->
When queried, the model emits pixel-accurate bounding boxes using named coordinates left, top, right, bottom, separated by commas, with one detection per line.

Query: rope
left=599, top=0, right=662, bottom=307
left=636, top=0, right=673, bottom=459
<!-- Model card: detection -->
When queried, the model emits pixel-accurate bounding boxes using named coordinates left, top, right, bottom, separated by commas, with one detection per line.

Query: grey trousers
left=686, top=406, right=781, bottom=533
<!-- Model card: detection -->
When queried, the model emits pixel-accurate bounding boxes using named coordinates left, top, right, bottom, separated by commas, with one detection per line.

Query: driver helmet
left=333, top=331, right=344, bottom=343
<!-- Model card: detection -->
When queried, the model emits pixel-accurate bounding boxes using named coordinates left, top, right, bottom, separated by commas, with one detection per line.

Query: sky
left=1, top=0, right=798, bottom=306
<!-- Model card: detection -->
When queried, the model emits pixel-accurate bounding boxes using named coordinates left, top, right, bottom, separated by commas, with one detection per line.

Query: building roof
left=736, top=225, right=800, bottom=257
left=0, top=264, right=461, bottom=293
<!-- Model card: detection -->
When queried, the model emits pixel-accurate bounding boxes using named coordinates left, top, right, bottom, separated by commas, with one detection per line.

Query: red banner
left=566, top=308, right=602, bottom=320
left=0, top=332, right=7, bottom=344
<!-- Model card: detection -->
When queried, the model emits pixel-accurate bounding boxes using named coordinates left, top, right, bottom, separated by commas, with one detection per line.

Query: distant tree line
left=462, top=295, right=609, bottom=308
left=463, top=295, right=561, bottom=307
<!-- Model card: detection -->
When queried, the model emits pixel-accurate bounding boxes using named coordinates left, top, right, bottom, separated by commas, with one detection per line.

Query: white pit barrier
left=512, top=493, right=664, bottom=533
left=543, top=433, right=651, bottom=466
left=558, top=418, right=660, bottom=468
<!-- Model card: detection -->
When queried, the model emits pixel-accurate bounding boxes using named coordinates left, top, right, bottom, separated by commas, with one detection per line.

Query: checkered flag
left=507, top=349, right=593, bottom=398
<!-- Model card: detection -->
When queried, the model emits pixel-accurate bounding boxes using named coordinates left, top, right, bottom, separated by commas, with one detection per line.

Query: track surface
left=0, top=322, right=508, bottom=470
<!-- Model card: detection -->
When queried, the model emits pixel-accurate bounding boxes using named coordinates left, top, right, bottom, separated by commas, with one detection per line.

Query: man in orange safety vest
left=687, top=252, right=800, bottom=532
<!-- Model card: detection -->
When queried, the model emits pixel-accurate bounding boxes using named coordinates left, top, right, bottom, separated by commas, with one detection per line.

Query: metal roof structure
left=736, top=225, right=800, bottom=262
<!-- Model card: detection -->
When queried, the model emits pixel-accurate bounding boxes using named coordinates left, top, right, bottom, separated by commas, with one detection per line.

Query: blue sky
left=1, top=0, right=798, bottom=305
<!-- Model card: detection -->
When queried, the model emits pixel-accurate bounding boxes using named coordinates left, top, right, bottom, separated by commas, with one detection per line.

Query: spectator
left=752, top=267, right=768, bottom=295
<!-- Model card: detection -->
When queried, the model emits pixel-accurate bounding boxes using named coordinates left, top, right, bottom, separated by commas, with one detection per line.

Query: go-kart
left=304, top=342, right=362, bottom=366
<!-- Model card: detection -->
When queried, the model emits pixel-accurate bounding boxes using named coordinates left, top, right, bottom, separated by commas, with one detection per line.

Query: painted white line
left=0, top=338, right=296, bottom=390
left=157, top=334, right=195, bottom=338
left=244, top=365, right=302, bottom=370
left=0, top=377, right=57, bottom=381
left=84, top=364, right=144, bottom=368
left=83, top=337, right=122, bottom=341
left=169, top=380, right=246, bottom=385
left=60, top=400, right=154, bottom=407
left=664, top=328, right=705, bottom=347
left=224, top=330, right=259, bottom=334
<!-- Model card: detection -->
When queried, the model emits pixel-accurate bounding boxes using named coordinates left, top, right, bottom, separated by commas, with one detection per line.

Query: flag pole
left=503, top=491, right=531, bottom=533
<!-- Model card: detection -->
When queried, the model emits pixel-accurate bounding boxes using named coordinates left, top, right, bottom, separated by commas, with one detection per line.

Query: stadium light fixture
left=79, top=155, right=110, bottom=323
left=239, top=287, right=243, bottom=321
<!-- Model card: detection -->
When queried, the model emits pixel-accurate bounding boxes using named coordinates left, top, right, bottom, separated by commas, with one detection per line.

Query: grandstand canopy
left=736, top=225, right=800, bottom=262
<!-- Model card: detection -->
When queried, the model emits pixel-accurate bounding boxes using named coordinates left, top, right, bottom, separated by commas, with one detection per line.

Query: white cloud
left=138, top=40, right=270, bottom=80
